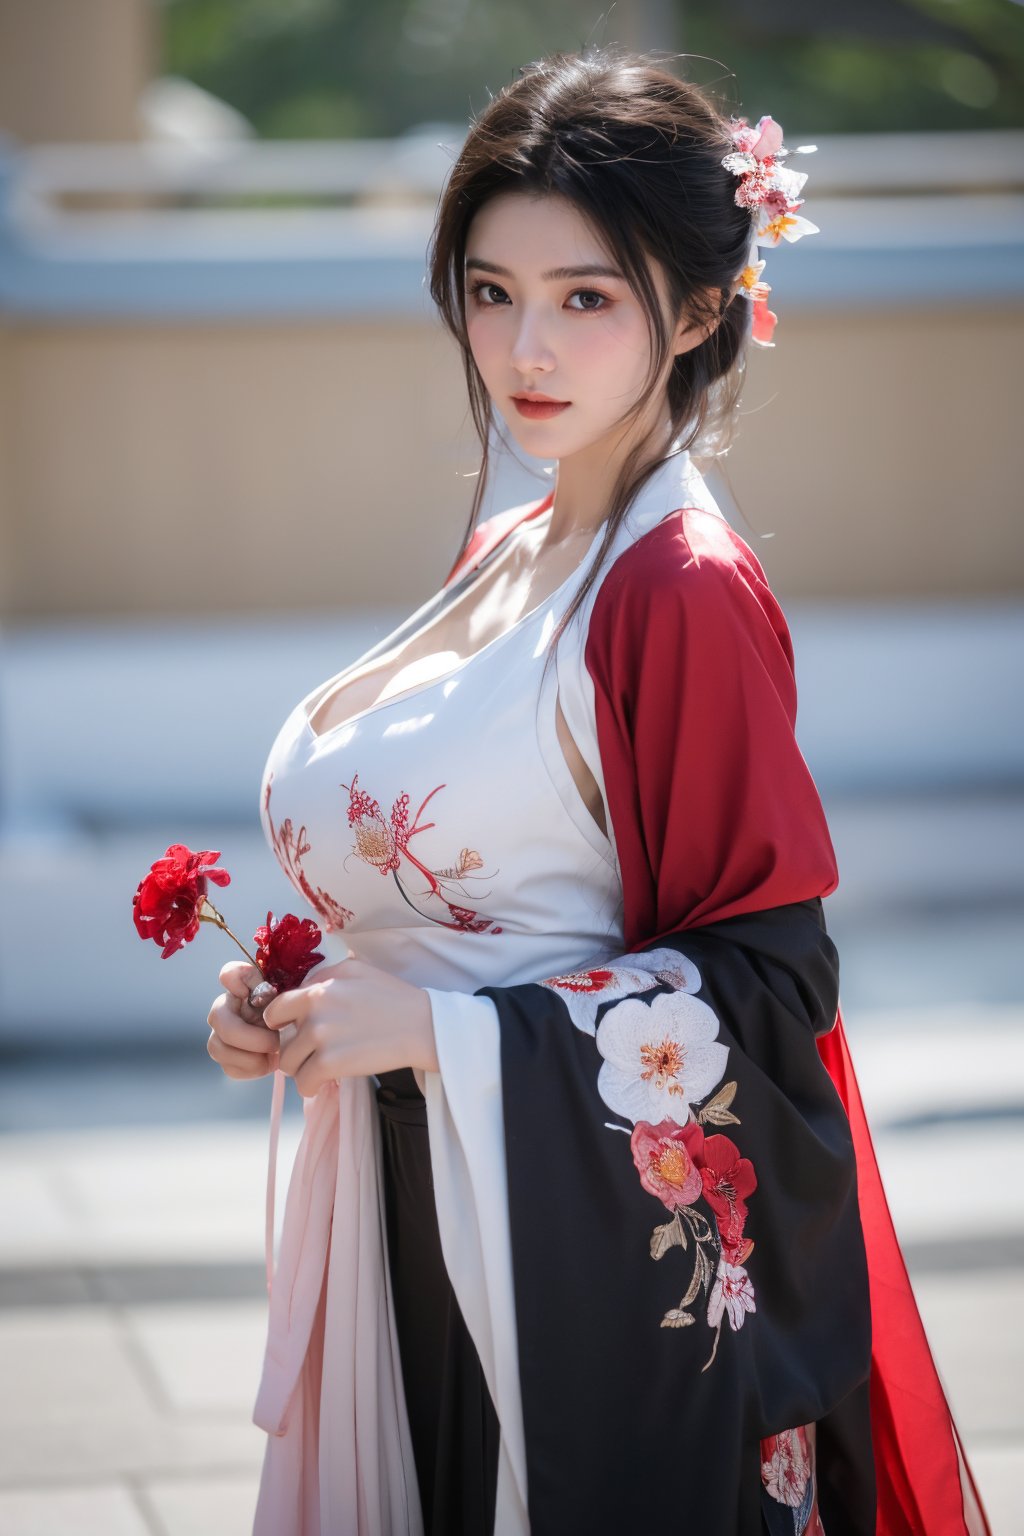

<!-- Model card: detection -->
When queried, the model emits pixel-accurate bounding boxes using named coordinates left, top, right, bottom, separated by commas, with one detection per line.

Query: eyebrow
left=464, top=258, right=626, bottom=282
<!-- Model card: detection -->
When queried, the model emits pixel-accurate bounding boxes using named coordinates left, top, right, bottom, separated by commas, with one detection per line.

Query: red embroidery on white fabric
left=341, top=772, right=502, bottom=935
left=544, top=967, right=616, bottom=995
left=538, top=950, right=702, bottom=1037
left=264, top=776, right=354, bottom=932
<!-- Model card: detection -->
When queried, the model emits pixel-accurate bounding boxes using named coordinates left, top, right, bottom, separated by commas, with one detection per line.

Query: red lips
left=512, top=395, right=571, bottom=420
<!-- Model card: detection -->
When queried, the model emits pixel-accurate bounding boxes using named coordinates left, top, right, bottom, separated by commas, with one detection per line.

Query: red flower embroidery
left=342, top=773, right=501, bottom=935
left=631, top=1118, right=705, bottom=1211
left=345, top=775, right=403, bottom=874
left=253, top=911, right=325, bottom=992
left=132, top=844, right=230, bottom=958
left=446, top=903, right=495, bottom=933
left=543, top=967, right=616, bottom=995
left=264, top=778, right=354, bottom=931
left=700, top=1133, right=757, bottom=1257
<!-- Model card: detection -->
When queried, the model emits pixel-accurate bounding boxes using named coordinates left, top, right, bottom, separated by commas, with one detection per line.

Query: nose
left=509, top=306, right=557, bottom=377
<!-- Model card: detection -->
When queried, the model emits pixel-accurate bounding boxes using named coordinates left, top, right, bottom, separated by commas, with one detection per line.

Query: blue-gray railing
left=0, top=127, right=1022, bottom=319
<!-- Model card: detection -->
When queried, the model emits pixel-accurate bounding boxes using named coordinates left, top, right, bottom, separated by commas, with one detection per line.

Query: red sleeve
left=585, top=507, right=838, bottom=947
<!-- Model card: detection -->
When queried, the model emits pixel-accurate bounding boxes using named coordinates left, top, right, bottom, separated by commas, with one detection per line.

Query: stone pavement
left=0, top=1002, right=1022, bottom=1536
left=0, top=1111, right=302, bottom=1536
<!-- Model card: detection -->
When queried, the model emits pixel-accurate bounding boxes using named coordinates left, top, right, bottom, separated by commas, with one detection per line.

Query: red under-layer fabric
left=818, top=1011, right=991, bottom=1536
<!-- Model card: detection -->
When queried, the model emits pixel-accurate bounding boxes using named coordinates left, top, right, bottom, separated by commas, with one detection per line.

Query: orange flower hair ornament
left=723, top=114, right=819, bottom=349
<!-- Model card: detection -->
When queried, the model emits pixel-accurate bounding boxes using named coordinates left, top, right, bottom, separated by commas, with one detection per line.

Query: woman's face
left=464, top=190, right=702, bottom=465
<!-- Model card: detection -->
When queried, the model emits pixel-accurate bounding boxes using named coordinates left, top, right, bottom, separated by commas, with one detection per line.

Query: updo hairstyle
left=427, top=43, right=756, bottom=638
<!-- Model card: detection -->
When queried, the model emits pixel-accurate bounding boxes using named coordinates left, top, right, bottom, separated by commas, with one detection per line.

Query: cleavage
left=307, top=516, right=583, bottom=737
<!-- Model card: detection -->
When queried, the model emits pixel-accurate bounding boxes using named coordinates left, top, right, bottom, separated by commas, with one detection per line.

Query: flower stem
left=199, top=899, right=264, bottom=975
left=701, top=1322, right=722, bottom=1375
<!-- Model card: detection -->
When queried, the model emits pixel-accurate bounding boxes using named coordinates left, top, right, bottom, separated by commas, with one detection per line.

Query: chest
left=260, top=599, right=622, bottom=980
left=307, top=520, right=596, bottom=738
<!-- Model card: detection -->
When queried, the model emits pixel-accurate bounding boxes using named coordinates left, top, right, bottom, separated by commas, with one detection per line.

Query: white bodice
left=258, top=445, right=724, bottom=993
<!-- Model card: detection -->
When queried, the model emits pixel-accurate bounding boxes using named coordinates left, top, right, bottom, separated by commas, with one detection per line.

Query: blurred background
left=0, top=0, right=1022, bottom=1531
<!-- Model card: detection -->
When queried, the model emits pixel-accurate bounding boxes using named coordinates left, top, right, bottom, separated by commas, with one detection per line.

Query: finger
left=294, top=1057, right=329, bottom=1098
left=218, top=964, right=268, bottom=1026
left=207, top=993, right=281, bottom=1055
left=216, top=981, right=266, bottom=1030
left=208, top=1031, right=277, bottom=1079
left=278, top=1021, right=318, bottom=1080
left=220, top=960, right=263, bottom=1001
left=263, top=987, right=310, bottom=1033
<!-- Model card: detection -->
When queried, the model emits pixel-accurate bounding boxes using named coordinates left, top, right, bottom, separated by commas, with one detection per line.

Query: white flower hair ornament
left=722, top=114, right=818, bottom=349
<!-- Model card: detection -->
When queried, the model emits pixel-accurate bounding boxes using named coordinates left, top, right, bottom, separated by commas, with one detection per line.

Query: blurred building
left=0, top=0, right=1022, bottom=1038
left=0, top=0, right=157, bottom=145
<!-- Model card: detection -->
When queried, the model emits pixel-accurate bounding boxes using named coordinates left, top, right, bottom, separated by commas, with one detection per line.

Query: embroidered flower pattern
left=708, top=1256, right=757, bottom=1332
left=761, top=1424, right=812, bottom=1507
left=538, top=948, right=701, bottom=1035
left=596, top=990, right=729, bottom=1125
left=341, top=772, right=501, bottom=934
left=631, top=1119, right=705, bottom=1210
left=760, top=1424, right=825, bottom=1534
left=700, top=1133, right=758, bottom=1259
left=550, top=946, right=760, bottom=1364
left=264, top=777, right=354, bottom=932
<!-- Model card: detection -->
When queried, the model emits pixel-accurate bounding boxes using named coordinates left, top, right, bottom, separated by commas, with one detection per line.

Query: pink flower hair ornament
left=723, top=114, right=819, bottom=349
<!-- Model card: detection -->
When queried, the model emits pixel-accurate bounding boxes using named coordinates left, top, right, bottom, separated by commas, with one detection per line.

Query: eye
left=566, top=289, right=611, bottom=313
left=467, top=280, right=510, bottom=307
left=466, top=281, right=612, bottom=314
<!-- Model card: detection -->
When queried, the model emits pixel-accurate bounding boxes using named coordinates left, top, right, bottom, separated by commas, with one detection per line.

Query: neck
left=546, top=416, right=676, bottom=546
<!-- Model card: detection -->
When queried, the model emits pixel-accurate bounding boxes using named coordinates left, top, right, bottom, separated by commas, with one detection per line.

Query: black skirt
left=375, top=1066, right=501, bottom=1536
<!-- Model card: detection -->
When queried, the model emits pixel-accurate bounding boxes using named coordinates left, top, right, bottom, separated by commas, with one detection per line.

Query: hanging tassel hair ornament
left=722, top=115, right=819, bottom=349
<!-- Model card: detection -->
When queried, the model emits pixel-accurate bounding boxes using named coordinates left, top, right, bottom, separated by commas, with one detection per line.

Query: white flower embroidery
left=707, top=1257, right=756, bottom=1333
left=595, top=989, right=727, bottom=1125
left=539, top=948, right=702, bottom=1037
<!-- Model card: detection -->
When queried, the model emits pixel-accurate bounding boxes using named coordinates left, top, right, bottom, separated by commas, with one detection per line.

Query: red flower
left=700, top=1133, right=757, bottom=1255
left=132, top=844, right=231, bottom=958
left=631, top=1118, right=706, bottom=1210
left=253, top=911, right=325, bottom=992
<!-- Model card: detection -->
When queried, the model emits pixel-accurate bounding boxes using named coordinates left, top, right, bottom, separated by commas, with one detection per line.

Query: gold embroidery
left=639, top=1037, right=688, bottom=1096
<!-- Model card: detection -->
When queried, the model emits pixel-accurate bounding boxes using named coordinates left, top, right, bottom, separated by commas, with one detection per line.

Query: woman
left=206, top=45, right=989, bottom=1536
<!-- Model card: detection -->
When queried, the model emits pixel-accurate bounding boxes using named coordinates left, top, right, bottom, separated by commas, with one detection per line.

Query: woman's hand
left=207, top=960, right=281, bottom=1079
left=262, top=955, right=439, bottom=1098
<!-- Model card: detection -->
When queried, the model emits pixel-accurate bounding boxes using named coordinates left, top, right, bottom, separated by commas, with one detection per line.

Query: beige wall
left=0, top=304, right=1018, bottom=623
left=0, top=0, right=155, bottom=145
left=719, top=305, right=1020, bottom=600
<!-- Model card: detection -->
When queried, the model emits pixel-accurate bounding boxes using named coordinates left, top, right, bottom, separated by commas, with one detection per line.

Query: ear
left=672, top=313, right=718, bottom=357
left=671, top=285, right=730, bottom=357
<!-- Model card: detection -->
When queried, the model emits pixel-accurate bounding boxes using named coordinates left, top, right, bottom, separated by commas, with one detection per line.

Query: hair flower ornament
left=722, top=114, right=818, bottom=349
